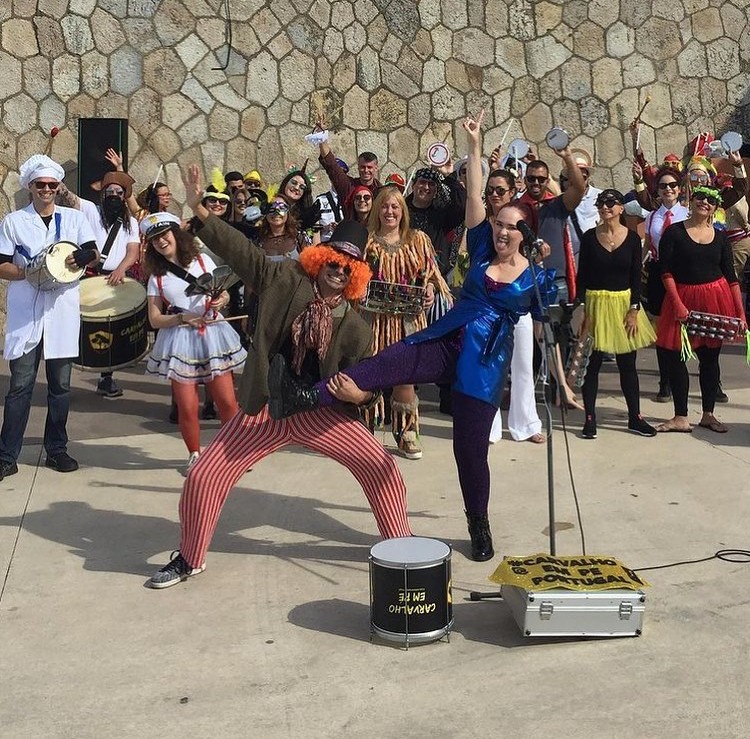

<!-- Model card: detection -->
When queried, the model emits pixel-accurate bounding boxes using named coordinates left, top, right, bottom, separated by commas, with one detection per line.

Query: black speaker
left=77, top=118, right=128, bottom=204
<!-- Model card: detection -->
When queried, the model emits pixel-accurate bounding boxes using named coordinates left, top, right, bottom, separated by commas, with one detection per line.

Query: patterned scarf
left=290, top=281, right=343, bottom=374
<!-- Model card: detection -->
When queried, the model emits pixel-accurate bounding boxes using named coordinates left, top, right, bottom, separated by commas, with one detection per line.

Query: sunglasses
left=326, top=260, right=352, bottom=275
left=486, top=185, right=509, bottom=196
left=693, top=192, right=720, bottom=206
left=525, top=175, right=548, bottom=184
left=34, top=181, right=59, bottom=191
left=205, top=197, right=226, bottom=206
left=354, top=195, right=372, bottom=202
left=658, top=181, right=679, bottom=190
left=288, top=180, right=307, bottom=192
left=596, top=198, right=622, bottom=209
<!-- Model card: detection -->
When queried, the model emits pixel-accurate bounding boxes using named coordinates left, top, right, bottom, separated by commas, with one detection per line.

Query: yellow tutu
left=585, top=289, right=656, bottom=354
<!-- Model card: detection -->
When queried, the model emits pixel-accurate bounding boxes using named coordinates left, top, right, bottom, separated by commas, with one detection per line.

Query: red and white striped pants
left=178, top=405, right=412, bottom=568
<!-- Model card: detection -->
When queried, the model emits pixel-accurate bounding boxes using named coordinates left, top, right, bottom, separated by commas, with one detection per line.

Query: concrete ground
left=1, top=346, right=749, bottom=739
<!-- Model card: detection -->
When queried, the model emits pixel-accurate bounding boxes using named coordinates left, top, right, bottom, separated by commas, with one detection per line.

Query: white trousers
left=489, top=312, right=542, bottom=443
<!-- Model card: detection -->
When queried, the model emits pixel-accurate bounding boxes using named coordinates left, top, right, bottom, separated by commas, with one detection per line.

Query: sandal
left=698, top=417, right=728, bottom=433
left=526, top=433, right=546, bottom=444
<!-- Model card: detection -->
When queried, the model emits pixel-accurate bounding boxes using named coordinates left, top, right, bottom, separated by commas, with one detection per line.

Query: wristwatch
left=629, top=303, right=640, bottom=311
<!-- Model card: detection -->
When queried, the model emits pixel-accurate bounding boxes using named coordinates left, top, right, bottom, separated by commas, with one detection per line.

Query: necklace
left=597, top=226, right=620, bottom=248
left=373, top=233, right=403, bottom=252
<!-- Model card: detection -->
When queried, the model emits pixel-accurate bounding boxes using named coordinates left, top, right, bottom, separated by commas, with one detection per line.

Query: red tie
left=649, top=208, right=672, bottom=260
left=563, top=223, right=576, bottom=302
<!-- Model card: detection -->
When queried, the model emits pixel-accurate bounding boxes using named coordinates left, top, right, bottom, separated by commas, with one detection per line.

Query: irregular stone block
left=149, top=127, right=181, bottom=163
left=356, top=0, right=379, bottom=25
left=482, top=66, right=512, bottom=96
left=344, top=85, right=370, bottom=130
left=309, top=0, right=331, bottom=29
left=330, top=1, right=355, bottom=30
left=367, top=15, right=388, bottom=50
left=370, top=88, right=407, bottom=130
left=3, top=18, right=38, bottom=57
left=619, top=0, right=650, bottom=28
left=580, top=96, right=609, bottom=137
left=61, top=14, right=94, bottom=54
left=252, top=8, right=281, bottom=44
left=562, top=0, right=588, bottom=28
left=268, top=33, right=293, bottom=61
left=91, top=8, right=126, bottom=55
left=692, top=7, right=723, bottom=42
left=323, top=29, right=344, bottom=63
left=144, top=48, right=186, bottom=95
left=606, top=21, right=635, bottom=59
left=635, top=18, right=682, bottom=61
left=508, top=0, right=535, bottom=41
left=432, top=85, right=465, bottom=121
left=495, top=37, right=527, bottom=78
left=525, top=37, right=572, bottom=78
left=287, top=16, right=324, bottom=56
left=356, top=47, right=381, bottom=91
left=80, top=50, right=108, bottom=99
left=382, top=60, right=421, bottom=98
left=178, top=114, right=209, bottom=149
left=5, top=92, right=37, bottom=134
left=608, top=87, right=639, bottom=131
left=128, top=0, right=160, bottom=17
left=175, top=34, right=210, bottom=70
left=539, top=68, right=561, bottom=102
left=677, top=40, right=708, bottom=78
left=592, top=58, right=622, bottom=101
left=0, top=51, right=23, bottom=101
left=418, top=0, right=441, bottom=30
left=408, top=93, right=431, bottom=132
left=123, top=18, right=161, bottom=53
left=622, top=53, right=656, bottom=88
left=587, top=0, right=619, bottom=28
left=431, top=25, right=453, bottom=61
left=414, top=29, right=434, bottom=61
left=640, top=82, right=673, bottom=128
left=38, top=95, right=63, bottom=138
left=380, top=35, right=402, bottom=64
left=267, top=97, right=292, bottom=127
left=344, top=22, right=367, bottom=55
left=452, top=27, right=494, bottom=67
left=245, top=50, right=279, bottom=107
left=332, top=52, right=356, bottom=93
left=181, top=77, right=214, bottom=114
left=573, top=20, right=605, bottom=61
left=163, top=92, right=200, bottom=129
left=561, top=58, right=592, bottom=101
left=653, top=0, right=684, bottom=21
left=485, top=0, right=509, bottom=35
left=594, top=126, right=626, bottom=168
left=316, top=57, right=332, bottom=88
left=111, top=45, right=143, bottom=96
left=52, top=54, right=81, bottom=99
left=511, top=76, right=540, bottom=117
left=706, top=38, right=740, bottom=79
left=493, top=89, right=512, bottom=128
left=700, top=77, right=727, bottom=117
left=280, top=50, right=316, bottom=102
left=96, top=91, right=128, bottom=118
left=551, top=98, right=581, bottom=138
left=129, top=87, right=161, bottom=136
left=388, top=126, right=419, bottom=169
left=374, top=0, right=421, bottom=41
left=208, top=104, right=240, bottom=141
left=213, top=83, right=249, bottom=112
left=241, top=106, right=266, bottom=141
left=271, top=1, right=296, bottom=26
left=98, top=0, right=128, bottom=17
left=441, top=0, right=468, bottom=31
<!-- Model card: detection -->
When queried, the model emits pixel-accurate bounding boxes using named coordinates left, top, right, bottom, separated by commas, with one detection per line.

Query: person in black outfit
left=576, top=189, right=657, bottom=439
left=655, top=186, right=747, bottom=434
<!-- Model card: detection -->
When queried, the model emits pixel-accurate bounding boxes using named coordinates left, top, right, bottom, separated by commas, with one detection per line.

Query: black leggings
left=662, top=346, right=721, bottom=416
left=582, top=350, right=641, bottom=419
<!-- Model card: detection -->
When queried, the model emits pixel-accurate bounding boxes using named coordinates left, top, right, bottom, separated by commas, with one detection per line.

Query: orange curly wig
left=299, top=245, right=372, bottom=301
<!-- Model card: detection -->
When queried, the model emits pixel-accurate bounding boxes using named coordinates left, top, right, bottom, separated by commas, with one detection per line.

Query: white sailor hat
left=140, top=212, right=182, bottom=239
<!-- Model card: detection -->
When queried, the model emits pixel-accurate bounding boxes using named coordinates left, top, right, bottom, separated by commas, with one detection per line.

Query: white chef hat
left=19, top=154, right=65, bottom=189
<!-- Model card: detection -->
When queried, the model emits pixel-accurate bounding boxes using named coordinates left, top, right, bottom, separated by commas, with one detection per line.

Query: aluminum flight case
left=501, top=585, right=646, bottom=637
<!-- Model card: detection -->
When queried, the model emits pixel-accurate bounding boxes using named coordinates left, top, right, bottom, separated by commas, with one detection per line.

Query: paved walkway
left=1, top=346, right=749, bottom=738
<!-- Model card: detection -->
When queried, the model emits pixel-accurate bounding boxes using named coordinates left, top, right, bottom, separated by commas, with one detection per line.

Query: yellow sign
left=489, top=553, right=649, bottom=592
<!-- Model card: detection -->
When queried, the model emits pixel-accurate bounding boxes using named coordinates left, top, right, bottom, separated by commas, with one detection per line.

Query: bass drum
left=76, top=276, right=149, bottom=371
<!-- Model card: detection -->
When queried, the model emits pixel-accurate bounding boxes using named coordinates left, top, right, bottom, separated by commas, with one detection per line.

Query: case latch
left=539, top=601, right=554, bottom=620
left=619, top=601, right=634, bottom=620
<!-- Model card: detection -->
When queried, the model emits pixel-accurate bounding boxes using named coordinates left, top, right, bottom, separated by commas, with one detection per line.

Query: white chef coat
left=567, top=185, right=603, bottom=256
left=0, top=203, right=96, bottom=360
left=146, top=254, right=220, bottom=315
left=78, top=197, right=139, bottom=271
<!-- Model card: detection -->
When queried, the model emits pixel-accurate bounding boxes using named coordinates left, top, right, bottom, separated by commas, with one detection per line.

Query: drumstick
left=177, top=314, right=249, bottom=327
left=403, top=167, right=415, bottom=194
left=151, top=164, right=163, bottom=191
left=497, top=120, right=513, bottom=153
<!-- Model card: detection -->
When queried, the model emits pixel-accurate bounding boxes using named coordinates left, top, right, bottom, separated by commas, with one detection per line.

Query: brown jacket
left=196, top=215, right=373, bottom=416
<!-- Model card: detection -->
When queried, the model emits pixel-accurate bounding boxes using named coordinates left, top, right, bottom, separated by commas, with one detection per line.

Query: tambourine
left=427, top=142, right=450, bottom=167
left=545, top=127, right=570, bottom=151
left=719, top=131, right=743, bottom=155
left=506, top=138, right=529, bottom=161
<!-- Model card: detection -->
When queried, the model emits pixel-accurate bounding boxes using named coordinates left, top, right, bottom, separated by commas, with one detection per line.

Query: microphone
left=516, top=219, right=544, bottom=260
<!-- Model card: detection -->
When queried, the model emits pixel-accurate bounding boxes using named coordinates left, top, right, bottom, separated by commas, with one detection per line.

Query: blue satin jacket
left=405, top=222, right=557, bottom=407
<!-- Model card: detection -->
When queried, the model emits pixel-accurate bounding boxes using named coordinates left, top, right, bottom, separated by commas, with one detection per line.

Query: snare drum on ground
left=369, top=536, right=453, bottom=647
left=24, top=241, right=84, bottom=291
left=76, top=276, right=149, bottom=371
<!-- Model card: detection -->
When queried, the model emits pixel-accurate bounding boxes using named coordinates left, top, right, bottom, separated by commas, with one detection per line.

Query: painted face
left=491, top=207, right=524, bottom=258
left=358, top=158, right=379, bottom=185
left=379, top=196, right=402, bottom=229
left=284, top=176, right=307, bottom=201
left=524, top=166, right=549, bottom=200
left=104, top=185, right=125, bottom=199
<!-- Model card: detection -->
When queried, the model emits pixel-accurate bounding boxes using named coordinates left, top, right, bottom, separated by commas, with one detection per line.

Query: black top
left=576, top=227, right=642, bottom=303
left=659, top=222, right=737, bottom=285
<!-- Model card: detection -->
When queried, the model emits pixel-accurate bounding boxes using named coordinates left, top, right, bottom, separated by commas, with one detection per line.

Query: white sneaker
left=181, top=451, right=200, bottom=477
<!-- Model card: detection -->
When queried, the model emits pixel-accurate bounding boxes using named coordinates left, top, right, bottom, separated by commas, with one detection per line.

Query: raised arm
left=462, top=110, right=486, bottom=229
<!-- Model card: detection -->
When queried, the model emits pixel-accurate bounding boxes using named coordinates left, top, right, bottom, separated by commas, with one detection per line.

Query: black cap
left=328, top=220, right=368, bottom=261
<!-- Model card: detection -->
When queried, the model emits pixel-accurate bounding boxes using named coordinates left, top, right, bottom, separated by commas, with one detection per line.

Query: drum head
left=507, top=138, right=530, bottom=160
left=370, top=536, right=451, bottom=567
left=427, top=142, right=450, bottom=167
left=545, top=127, right=570, bottom=151
left=720, top=131, right=743, bottom=154
left=79, top=276, right=147, bottom=318
left=48, top=241, right=84, bottom=282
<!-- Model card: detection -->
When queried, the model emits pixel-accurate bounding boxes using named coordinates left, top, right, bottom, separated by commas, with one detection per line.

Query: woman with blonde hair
left=362, top=186, right=451, bottom=459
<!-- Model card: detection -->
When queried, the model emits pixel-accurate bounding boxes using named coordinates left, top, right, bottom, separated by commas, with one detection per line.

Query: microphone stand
left=470, top=242, right=567, bottom=602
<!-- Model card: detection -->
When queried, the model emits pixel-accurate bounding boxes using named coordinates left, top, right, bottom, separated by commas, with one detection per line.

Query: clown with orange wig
left=146, top=167, right=412, bottom=589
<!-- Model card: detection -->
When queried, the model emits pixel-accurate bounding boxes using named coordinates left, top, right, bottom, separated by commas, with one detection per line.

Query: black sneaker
left=148, top=551, right=206, bottom=589
left=96, top=376, right=123, bottom=398
left=715, top=385, right=729, bottom=403
left=655, top=389, right=672, bottom=403
left=0, top=460, right=19, bottom=481
left=628, top=415, right=657, bottom=437
left=582, top=415, right=597, bottom=439
left=45, top=452, right=79, bottom=473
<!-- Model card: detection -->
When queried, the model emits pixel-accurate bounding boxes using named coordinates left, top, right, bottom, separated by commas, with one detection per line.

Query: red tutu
left=656, top=277, right=736, bottom=350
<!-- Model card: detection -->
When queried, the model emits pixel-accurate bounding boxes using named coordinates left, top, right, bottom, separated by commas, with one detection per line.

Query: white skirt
left=146, top=321, right=246, bottom=384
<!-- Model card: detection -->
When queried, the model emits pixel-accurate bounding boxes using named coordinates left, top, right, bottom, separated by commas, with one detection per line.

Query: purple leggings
left=314, top=338, right=498, bottom=515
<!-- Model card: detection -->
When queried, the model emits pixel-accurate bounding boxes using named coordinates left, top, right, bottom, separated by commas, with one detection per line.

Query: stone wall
left=1, top=0, right=749, bottom=332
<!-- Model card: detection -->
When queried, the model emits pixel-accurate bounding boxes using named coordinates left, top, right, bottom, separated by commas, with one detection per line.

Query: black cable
left=212, top=0, right=233, bottom=71
left=558, top=401, right=586, bottom=555
left=633, top=549, right=750, bottom=573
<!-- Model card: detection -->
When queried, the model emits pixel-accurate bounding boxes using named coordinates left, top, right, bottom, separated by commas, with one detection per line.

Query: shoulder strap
left=97, top=218, right=123, bottom=268
left=164, top=260, right=198, bottom=286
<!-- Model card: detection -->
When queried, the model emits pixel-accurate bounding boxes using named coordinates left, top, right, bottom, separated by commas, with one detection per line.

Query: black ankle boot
left=268, top=354, right=320, bottom=419
left=466, top=512, right=494, bottom=562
